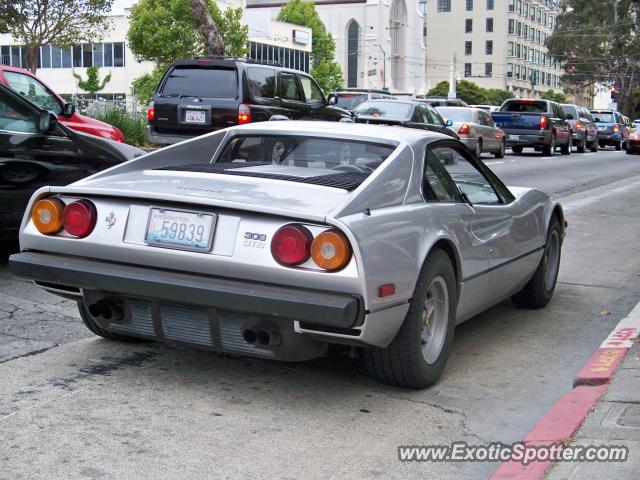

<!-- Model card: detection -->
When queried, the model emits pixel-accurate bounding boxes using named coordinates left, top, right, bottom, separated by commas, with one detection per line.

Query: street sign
left=368, top=69, right=377, bottom=77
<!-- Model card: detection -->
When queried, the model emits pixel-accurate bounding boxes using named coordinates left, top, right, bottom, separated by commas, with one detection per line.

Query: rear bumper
left=597, top=132, right=622, bottom=143
left=9, top=252, right=363, bottom=329
left=505, top=131, right=551, bottom=147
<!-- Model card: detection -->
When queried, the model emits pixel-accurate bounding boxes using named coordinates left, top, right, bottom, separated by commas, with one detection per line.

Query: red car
left=0, top=65, right=124, bottom=143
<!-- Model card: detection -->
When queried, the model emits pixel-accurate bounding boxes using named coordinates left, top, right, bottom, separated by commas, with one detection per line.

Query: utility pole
left=448, top=53, right=457, bottom=99
left=374, top=44, right=387, bottom=91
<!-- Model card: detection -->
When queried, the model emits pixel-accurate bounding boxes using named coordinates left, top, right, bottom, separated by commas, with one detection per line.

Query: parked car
left=9, top=121, right=564, bottom=389
left=435, top=106, right=506, bottom=158
left=0, top=83, right=143, bottom=239
left=352, top=99, right=458, bottom=139
left=590, top=109, right=627, bottom=150
left=329, top=88, right=394, bottom=111
left=560, top=103, right=598, bottom=153
left=147, top=57, right=351, bottom=145
left=632, top=119, right=640, bottom=128
left=416, top=97, right=469, bottom=107
left=491, top=99, right=572, bottom=155
left=0, top=65, right=125, bottom=143
left=626, top=125, right=640, bottom=154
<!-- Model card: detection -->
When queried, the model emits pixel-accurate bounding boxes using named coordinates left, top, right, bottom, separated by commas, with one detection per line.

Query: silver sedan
left=436, top=106, right=507, bottom=159
left=10, top=121, right=564, bottom=389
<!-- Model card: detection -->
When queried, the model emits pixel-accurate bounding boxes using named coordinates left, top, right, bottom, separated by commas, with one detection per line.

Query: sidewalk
left=545, top=341, right=640, bottom=479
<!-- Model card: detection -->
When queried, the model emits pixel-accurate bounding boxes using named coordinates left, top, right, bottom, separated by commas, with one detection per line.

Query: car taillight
left=311, top=230, right=352, bottom=271
left=613, top=124, right=620, bottom=133
left=62, top=200, right=97, bottom=238
left=458, top=123, right=470, bottom=136
left=631, top=134, right=640, bottom=140
left=540, top=116, right=548, bottom=129
left=238, top=104, right=251, bottom=124
left=271, top=225, right=312, bottom=266
left=147, top=104, right=155, bottom=121
left=576, top=121, right=582, bottom=129
left=32, top=198, right=65, bottom=234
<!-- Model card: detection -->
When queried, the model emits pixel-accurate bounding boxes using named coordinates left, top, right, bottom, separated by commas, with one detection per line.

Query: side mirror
left=62, top=102, right=76, bottom=117
left=446, top=119, right=453, bottom=127
left=269, top=115, right=289, bottom=121
left=327, top=93, right=338, bottom=106
left=38, top=110, right=58, bottom=133
left=565, top=113, right=573, bottom=120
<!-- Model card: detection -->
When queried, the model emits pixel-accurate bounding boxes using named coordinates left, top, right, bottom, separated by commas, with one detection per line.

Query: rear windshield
left=353, top=101, right=412, bottom=119
left=501, top=100, right=548, bottom=113
left=217, top=135, right=396, bottom=171
left=161, top=67, right=237, bottom=98
left=591, top=112, right=615, bottom=123
left=436, top=107, right=472, bottom=122
left=562, top=105, right=578, bottom=118
left=335, top=93, right=368, bottom=110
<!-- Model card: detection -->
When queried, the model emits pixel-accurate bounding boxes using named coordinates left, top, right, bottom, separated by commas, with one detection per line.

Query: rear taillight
left=32, top=198, right=65, bottom=234
left=576, top=121, right=582, bottom=129
left=147, top=102, right=155, bottom=121
left=458, top=123, right=470, bottom=136
left=540, top=116, right=548, bottom=129
left=238, top=104, right=251, bottom=124
left=62, top=200, right=97, bottom=238
left=631, top=134, right=639, bottom=140
left=271, top=225, right=312, bottom=266
left=613, top=124, right=620, bottom=133
left=311, top=230, right=352, bottom=271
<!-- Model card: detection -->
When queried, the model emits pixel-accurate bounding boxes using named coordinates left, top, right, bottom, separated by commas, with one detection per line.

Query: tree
left=131, top=67, right=165, bottom=106
left=546, top=0, right=640, bottom=116
left=0, top=0, right=113, bottom=73
left=426, top=81, right=449, bottom=97
left=277, top=0, right=343, bottom=92
left=540, top=89, right=568, bottom=103
left=189, top=0, right=224, bottom=56
left=485, top=88, right=514, bottom=106
left=426, top=80, right=513, bottom=105
left=456, top=81, right=489, bottom=105
left=72, top=65, right=111, bottom=96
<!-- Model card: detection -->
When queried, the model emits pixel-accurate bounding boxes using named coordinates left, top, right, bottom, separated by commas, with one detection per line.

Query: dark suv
left=147, top=58, right=351, bottom=145
left=590, top=109, right=627, bottom=150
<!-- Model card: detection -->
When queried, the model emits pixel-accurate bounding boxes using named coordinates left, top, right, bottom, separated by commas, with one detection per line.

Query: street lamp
left=374, top=44, right=387, bottom=91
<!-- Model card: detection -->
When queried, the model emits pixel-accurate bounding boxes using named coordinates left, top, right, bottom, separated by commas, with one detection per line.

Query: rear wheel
left=512, top=145, right=523, bottom=154
left=589, top=140, right=598, bottom=152
left=494, top=139, right=506, bottom=159
left=542, top=134, right=556, bottom=156
left=577, top=132, right=586, bottom=153
left=475, top=139, right=483, bottom=159
left=512, top=217, right=562, bottom=309
left=560, top=135, right=572, bottom=155
left=362, top=250, right=457, bottom=389
left=78, top=302, right=144, bottom=342
left=615, top=140, right=622, bottom=151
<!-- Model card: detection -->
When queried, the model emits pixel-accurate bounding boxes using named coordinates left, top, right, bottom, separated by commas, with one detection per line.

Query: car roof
left=357, top=98, right=420, bottom=106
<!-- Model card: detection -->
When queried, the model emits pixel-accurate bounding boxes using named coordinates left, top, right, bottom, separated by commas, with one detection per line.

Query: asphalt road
left=0, top=147, right=639, bottom=479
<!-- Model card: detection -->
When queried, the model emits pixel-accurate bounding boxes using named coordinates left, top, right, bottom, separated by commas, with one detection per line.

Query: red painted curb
left=574, top=347, right=628, bottom=387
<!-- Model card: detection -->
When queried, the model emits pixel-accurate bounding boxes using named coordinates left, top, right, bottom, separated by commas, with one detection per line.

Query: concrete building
left=425, top=0, right=564, bottom=99
left=247, top=0, right=430, bottom=94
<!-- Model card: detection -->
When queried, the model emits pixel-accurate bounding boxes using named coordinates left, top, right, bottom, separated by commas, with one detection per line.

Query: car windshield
left=335, top=93, right=368, bottom=110
left=217, top=135, right=396, bottom=172
left=437, top=107, right=473, bottom=122
left=592, top=112, right=615, bottom=123
left=562, top=105, right=578, bottom=118
left=353, top=102, right=412, bottom=119
left=161, top=67, right=237, bottom=98
left=501, top=100, right=548, bottom=113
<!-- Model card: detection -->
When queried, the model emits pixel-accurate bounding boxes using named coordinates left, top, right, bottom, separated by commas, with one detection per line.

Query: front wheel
left=512, top=217, right=562, bottom=309
left=362, top=250, right=457, bottom=389
left=589, top=140, right=598, bottom=152
left=512, top=145, right=523, bottom=154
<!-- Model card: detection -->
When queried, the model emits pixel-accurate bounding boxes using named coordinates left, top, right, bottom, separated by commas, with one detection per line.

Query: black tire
left=542, top=134, right=555, bottom=156
left=78, top=302, right=145, bottom=342
left=627, top=148, right=634, bottom=155
left=560, top=135, right=572, bottom=155
left=475, top=139, right=482, bottom=159
left=512, top=217, right=562, bottom=309
left=362, top=250, right=457, bottom=389
left=494, top=139, right=506, bottom=158
left=577, top=133, right=586, bottom=153
left=589, top=140, right=598, bottom=152
left=512, top=145, right=523, bottom=154
left=615, top=140, right=622, bottom=151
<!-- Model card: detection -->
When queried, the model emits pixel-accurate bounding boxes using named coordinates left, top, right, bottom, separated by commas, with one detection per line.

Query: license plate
left=509, top=135, right=520, bottom=141
left=185, top=110, right=206, bottom=124
left=145, top=208, right=216, bottom=252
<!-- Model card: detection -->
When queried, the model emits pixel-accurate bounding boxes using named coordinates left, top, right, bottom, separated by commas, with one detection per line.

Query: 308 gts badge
left=243, top=232, right=267, bottom=248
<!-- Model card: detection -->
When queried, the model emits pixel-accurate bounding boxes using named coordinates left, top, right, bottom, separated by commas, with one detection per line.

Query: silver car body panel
left=15, top=121, right=562, bottom=351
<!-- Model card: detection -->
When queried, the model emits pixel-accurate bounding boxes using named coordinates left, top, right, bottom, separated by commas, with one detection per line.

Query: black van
left=147, top=58, right=351, bottom=145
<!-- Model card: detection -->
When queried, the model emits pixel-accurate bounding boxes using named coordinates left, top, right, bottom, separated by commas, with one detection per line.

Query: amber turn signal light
left=311, top=230, right=352, bottom=271
left=31, top=198, right=65, bottom=234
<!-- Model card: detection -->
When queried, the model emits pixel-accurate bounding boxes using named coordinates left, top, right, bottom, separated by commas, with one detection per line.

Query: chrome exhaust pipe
left=88, top=301, right=123, bottom=322
left=255, top=328, right=282, bottom=347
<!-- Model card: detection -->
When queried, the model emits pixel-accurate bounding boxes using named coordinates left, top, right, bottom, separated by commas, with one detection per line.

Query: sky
left=111, top=0, right=136, bottom=14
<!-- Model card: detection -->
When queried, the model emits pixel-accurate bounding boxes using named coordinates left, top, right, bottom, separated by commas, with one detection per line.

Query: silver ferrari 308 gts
left=10, top=121, right=565, bottom=388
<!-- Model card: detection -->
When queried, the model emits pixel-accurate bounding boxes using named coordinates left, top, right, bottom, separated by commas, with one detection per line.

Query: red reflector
left=379, top=284, right=396, bottom=297
left=458, top=123, right=470, bottom=136
left=238, top=104, right=251, bottom=124
left=62, top=200, right=97, bottom=238
left=540, top=115, right=548, bottom=129
left=271, top=225, right=312, bottom=266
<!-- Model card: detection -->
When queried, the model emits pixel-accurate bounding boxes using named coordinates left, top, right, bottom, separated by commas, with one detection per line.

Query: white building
left=247, top=0, right=430, bottom=94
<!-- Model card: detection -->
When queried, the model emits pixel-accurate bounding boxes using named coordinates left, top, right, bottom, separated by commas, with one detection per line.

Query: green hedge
left=91, top=109, right=148, bottom=147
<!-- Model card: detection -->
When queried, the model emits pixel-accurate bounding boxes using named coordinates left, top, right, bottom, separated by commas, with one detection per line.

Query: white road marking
left=485, top=161, right=504, bottom=165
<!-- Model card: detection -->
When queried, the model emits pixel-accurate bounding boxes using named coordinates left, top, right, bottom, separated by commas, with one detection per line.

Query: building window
left=515, top=43, right=521, bottom=58
left=508, top=0, right=515, bottom=12
left=507, top=42, right=514, bottom=56
left=437, top=0, right=451, bottom=12
left=419, top=0, right=427, bottom=15
left=485, top=40, right=493, bottom=55
left=464, top=63, right=472, bottom=77
left=486, top=18, right=493, bottom=32
left=346, top=20, right=359, bottom=88
left=485, top=62, right=492, bottom=77
left=465, top=41, right=472, bottom=55
left=465, top=19, right=473, bottom=33
left=466, top=0, right=473, bottom=11
left=508, top=19, right=515, bottom=34
left=523, top=25, right=528, bottom=38
left=487, top=0, right=494, bottom=10
left=515, top=64, right=520, bottom=80
left=507, top=63, right=513, bottom=77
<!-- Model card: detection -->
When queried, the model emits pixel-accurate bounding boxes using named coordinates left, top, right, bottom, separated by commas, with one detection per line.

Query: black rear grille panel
left=157, top=163, right=370, bottom=191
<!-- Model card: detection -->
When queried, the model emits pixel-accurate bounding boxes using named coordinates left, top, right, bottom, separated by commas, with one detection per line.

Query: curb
left=490, top=302, right=640, bottom=480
